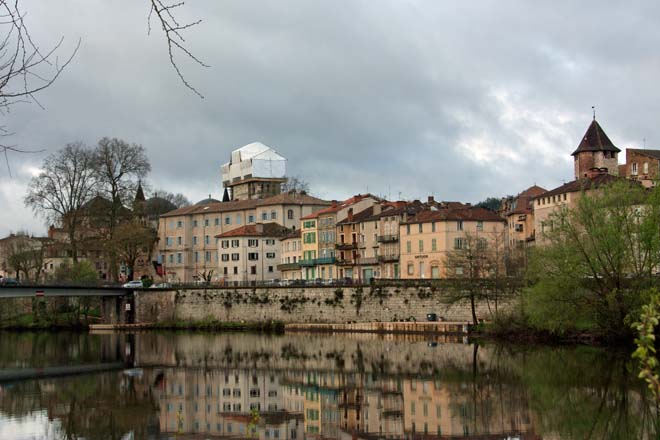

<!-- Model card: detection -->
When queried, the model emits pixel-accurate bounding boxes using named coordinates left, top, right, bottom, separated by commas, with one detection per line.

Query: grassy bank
left=0, top=312, right=97, bottom=331
left=149, top=318, right=286, bottom=333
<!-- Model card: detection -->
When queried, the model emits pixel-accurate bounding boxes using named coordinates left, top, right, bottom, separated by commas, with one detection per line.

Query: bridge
left=0, top=285, right=129, bottom=298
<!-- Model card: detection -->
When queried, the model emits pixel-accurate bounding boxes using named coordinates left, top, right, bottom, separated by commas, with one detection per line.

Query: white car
left=150, top=282, right=172, bottom=289
left=122, top=280, right=144, bottom=289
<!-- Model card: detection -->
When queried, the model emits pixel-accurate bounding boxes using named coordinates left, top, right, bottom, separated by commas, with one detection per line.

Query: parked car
left=149, top=282, right=172, bottom=289
left=0, top=277, right=19, bottom=286
left=278, top=279, right=292, bottom=287
left=122, top=280, right=144, bottom=289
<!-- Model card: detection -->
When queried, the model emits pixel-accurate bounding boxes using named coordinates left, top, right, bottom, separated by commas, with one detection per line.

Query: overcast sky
left=1, top=0, right=659, bottom=236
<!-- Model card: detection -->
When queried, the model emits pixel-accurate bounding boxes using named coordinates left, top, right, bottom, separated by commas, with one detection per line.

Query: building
left=158, top=191, right=330, bottom=283
left=572, top=118, right=620, bottom=178
left=215, top=223, right=289, bottom=284
left=221, top=142, right=287, bottom=201
left=500, top=185, right=547, bottom=247
left=620, top=148, right=660, bottom=187
left=277, top=230, right=302, bottom=281
left=335, top=205, right=385, bottom=282
left=399, top=207, right=505, bottom=279
left=300, top=195, right=381, bottom=281
left=0, top=233, right=53, bottom=281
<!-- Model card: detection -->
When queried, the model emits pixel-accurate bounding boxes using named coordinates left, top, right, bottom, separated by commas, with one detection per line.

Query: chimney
left=427, top=196, right=435, bottom=203
left=347, top=208, right=354, bottom=222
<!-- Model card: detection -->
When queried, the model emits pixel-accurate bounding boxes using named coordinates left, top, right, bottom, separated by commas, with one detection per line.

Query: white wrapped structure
left=221, top=142, right=288, bottom=200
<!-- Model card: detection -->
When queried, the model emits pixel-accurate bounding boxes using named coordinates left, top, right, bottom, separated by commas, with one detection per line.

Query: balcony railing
left=336, top=258, right=353, bottom=266
left=336, top=242, right=358, bottom=250
left=378, top=254, right=400, bottom=263
left=377, top=234, right=399, bottom=243
left=299, top=259, right=316, bottom=267
left=277, top=262, right=301, bottom=271
left=357, top=257, right=379, bottom=265
left=315, top=257, right=336, bottom=265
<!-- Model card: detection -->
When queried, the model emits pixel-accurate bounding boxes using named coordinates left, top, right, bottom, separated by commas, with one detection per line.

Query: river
left=0, top=331, right=656, bottom=439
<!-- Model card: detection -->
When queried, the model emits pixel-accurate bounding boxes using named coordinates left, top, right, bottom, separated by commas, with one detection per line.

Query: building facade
left=500, top=185, right=547, bottom=247
left=277, top=230, right=302, bottom=281
left=620, top=148, right=660, bottom=187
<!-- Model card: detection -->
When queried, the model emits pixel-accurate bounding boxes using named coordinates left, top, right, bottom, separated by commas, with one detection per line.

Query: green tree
left=525, top=180, right=660, bottom=339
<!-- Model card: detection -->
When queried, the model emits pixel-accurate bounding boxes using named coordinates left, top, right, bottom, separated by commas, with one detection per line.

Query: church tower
left=572, top=119, right=620, bottom=179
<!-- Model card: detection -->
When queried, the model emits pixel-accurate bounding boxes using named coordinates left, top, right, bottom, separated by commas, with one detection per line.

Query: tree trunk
left=470, top=292, right=478, bottom=326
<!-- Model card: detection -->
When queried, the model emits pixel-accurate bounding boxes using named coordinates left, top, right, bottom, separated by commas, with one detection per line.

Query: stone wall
left=133, top=285, right=515, bottom=324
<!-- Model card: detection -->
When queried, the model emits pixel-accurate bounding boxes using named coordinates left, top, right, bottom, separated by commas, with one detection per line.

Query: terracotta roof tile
left=403, top=207, right=504, bottom=225
left=538, top=174, right=627, bottom=199
left=215, top=223, right=290, bottom=238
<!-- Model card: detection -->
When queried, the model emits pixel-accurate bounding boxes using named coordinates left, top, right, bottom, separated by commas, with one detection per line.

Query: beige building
left=157, top=191, right=329, bottom=283
left=336, top=205, right=385, bottom=282
left=399, top=207, right=505, bottom=279
left=277, top=230, right=302, bottom=281
left=500, top=185, right=547, bottom=247
left=215, top=223, right=289, bottom=284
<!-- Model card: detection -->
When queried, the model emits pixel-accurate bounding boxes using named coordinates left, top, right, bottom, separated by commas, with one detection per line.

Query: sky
left=2, top=0, right=660, bottom=237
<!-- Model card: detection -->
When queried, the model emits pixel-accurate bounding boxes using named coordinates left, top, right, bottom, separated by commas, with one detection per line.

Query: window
left=221, top=240, right=229, bottom=248
left=457, top=220, right=463, bottom=231
left=644, top=162, right=649, bottom=174
left=236, top=214, right=242, bottom=224
left=233, top=389, right=241, bottom=397
left=166, top=237, right=173, bottom=246
left=477, top=221, right=483, bottom=231
left=248, top=215, right=255, bottom=223
left=288, top=209, right=294, bottom=219
left=266, top=252, right=276, bottom=259
left=205, top=251, right=211, bottom=262
left=231, top=253, right=240, bottom=261
left=194, top=251, right=199, bottom=263
left=407, top=263, right=414, bottom=275
left=222, top=254, right=229, bottom=262
left=304, top=232, right=316, bottom=244
left=431, top=222, right=436, bottom=232
left=168, top=254, right=174, bottom=263
left=215, top=217, right=220, bottom=226
left=250, top=266, right=257, bottom=275
left=477, top=238, right=487, bottom=250
left=177, top=220, right=183, bottom=228
left=176, top=253, right=182, bottom=263
left=268, top=266, right=274, bottom=272
left=454, top=238, right=464, bottom=250
left=233, top=267, right=238, bottom=274
left=406, top=241, right=412, bottom=253
left=271, top=211, right=277, bottom=219
left=193, top=220, right=198, bottom=227
left=419, top=240, right=424, bottom=252
left=262, top=212, right=268, bottom=220
left=250, top=389, right=260, bottom=397
left=265, top=239, right=275, bottom=245
left=406, top=224, right=411, bottom=235
left=418, top=224, right=423, bottom=233
left=204, top=219, right=209, bottom=227
left=248, top=239, right=258, bottom=247
left=632, top=162, right=638, bottom=175
left=225, top=216, right=231, bottom=225
left=193, top=236, right=198, bottom=245
left=223, top=267, right=228, bottom=275
left=205, top=235, right=210, bottom=245
left=248, top=253, right=259, bottom=261
left=231, top=240, right=240, bottom=248
left=303, top=220, right=316, bottom=228
left=431, top=238, right=437, bottom=251
left=177, top=236, right=182, bottom=245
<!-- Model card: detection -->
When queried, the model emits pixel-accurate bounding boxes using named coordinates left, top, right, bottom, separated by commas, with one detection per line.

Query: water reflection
left=0, top=331, right=657, bottom=439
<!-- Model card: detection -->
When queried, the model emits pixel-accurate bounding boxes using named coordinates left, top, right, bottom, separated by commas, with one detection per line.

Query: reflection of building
left=153, top=368, right=304, bottom=438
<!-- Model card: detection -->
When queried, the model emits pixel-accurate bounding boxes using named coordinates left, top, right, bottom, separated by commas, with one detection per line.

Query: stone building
left=157, top=192, right=329, bottom=283
left=215, top=223, right=289, bottom=284
left=619, top=148, right=660, bottom=187
left=500, top=185, right=547, bottom=247
left=572, top=118, right=620, bottom=178
left=399, top=207, right=505, bottom=279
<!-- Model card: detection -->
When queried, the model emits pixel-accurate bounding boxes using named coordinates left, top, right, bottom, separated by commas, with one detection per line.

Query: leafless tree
left=24, top=142, right=96, bottom=262
left=148, top=0, right=208, bottom=97
left=0, top=1, right=78, bottom=174
left=281, top=176, right=311, bottom=194
left=153, top=188, right=191, bottom=208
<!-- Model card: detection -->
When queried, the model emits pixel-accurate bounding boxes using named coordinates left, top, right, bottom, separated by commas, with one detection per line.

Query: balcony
left=377, top=234, right=399, bottom=243
left=299, top=259, right=316, bottom=267
left=315, top=257, right=336, bottom=265
left=336, top=258, right=353, bottom=266
left=277, top=262, right=301, bottom=271
left=378, top=254, right=399, bottom=263
left=357, top=257, right=379, bottom=266
left=336, top=242, right=357, bottom=250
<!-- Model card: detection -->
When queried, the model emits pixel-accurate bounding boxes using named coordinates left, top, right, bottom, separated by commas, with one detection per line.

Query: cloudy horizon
left=2, top=0, right=659, bottom=237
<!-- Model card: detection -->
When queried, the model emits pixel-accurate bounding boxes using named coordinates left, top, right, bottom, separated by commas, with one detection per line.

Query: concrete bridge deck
left=0, top=285, right=129, bottom=298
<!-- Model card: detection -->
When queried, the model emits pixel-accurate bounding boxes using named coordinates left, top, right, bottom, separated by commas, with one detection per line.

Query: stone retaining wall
left=133, top=285, right=515, bottom=324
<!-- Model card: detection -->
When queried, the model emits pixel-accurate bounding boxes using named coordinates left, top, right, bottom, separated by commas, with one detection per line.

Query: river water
left=0, top=331, right=657, bottom=439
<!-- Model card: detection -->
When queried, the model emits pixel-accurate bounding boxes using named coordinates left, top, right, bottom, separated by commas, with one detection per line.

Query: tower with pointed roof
left=572, top=119, right=621, bottom=179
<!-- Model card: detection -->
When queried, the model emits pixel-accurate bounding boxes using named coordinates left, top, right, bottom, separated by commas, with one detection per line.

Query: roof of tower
left=571, top=119, right=621, bottom=156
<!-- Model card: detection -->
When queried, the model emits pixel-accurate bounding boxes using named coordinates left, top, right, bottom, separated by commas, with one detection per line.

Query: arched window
left=287, top=209, right=294, bottom=219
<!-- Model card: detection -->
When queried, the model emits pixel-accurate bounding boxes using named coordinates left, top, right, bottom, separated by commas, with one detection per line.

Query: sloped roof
left=300, top=194, right=382, bottom=220
left=280, top=229, right=301, bottom=241
left=215, top=223, right=289, bottom=238
left=539, top=174, right=626, bottom=199
left=571, top=120, right=621, bottom=156
left=403, top=207, right=504, bottom=225
left=627, top=148, right=660, bottom=160
left=337, top=206, right=376, bottom=225
left=517, top=185, right=547, bottom=198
